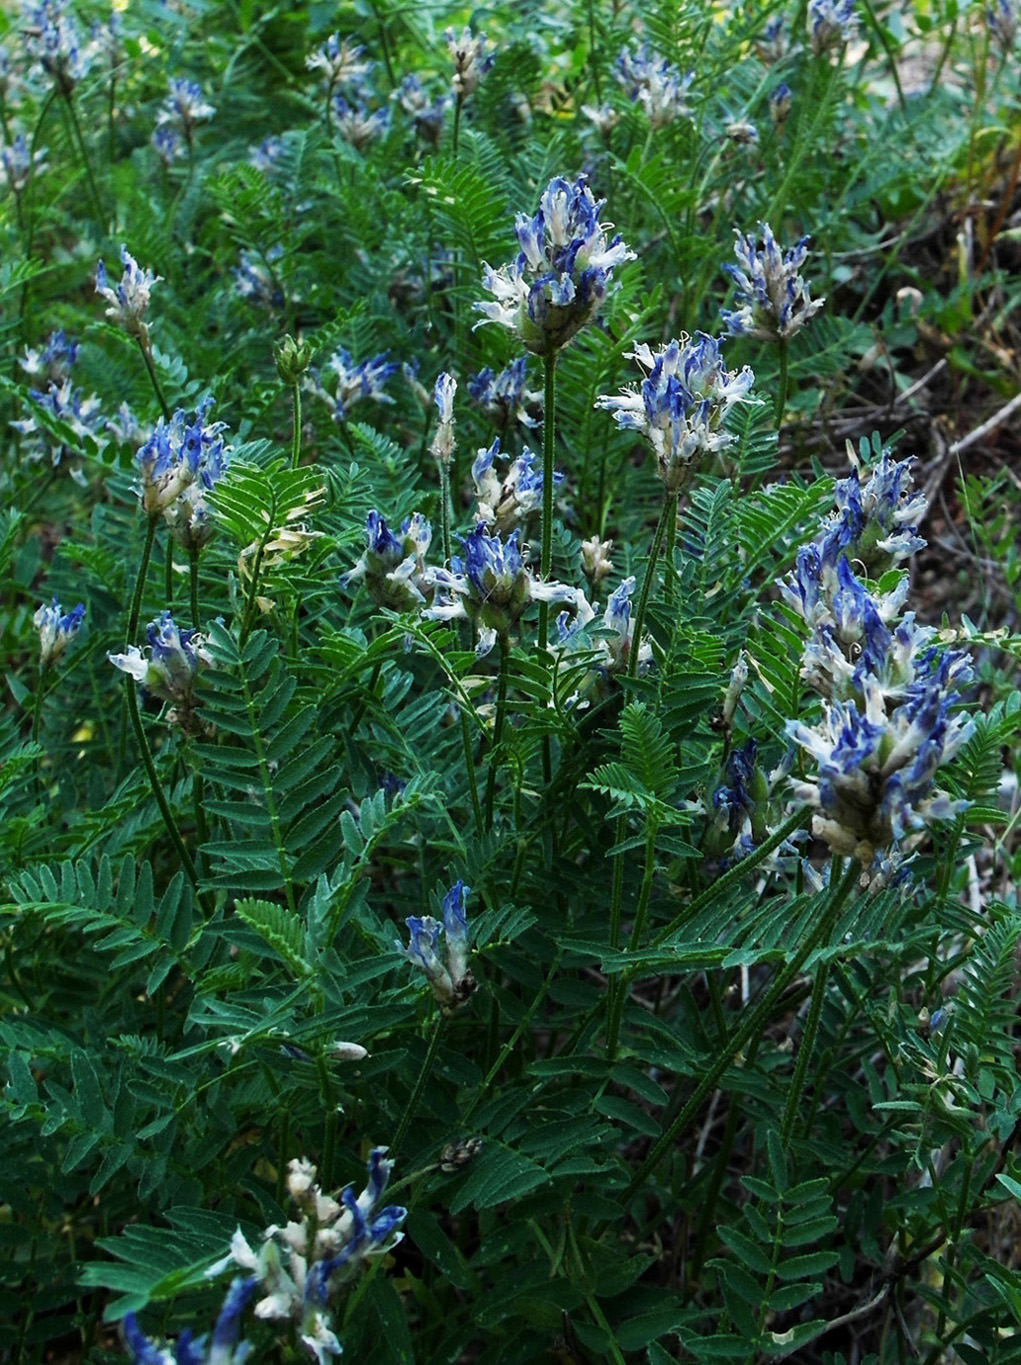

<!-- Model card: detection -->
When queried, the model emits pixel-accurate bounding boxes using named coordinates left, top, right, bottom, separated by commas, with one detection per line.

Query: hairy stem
left=628, top=492, right=677, bottom=679
left=392, top=1015, right=445, bottom=1157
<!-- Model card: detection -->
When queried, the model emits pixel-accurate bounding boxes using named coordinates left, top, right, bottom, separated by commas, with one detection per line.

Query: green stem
left=438, top=459, right=452, bottom=567
left=60, top=88, right=104, bottom=223
left=392, top=1016, right=445, bottom=1157
left=606, top=819, right=659, bottom=1058
left=125, top=681, right=201, bottom=892
left=780, top=959, right=830, bottom=1146
left=452, top=92, right=464, bottom=157
left=461, top=710, right=483, bottom=834
left=317, top=1054, right=338, bottom=1188
left=289, top=382, right=302, bottom=469
left=650, top=806, right=812, bottom=948
left=625, top=860, right=860, bottom=1197
left=484, top=635, right=511, bottom=830
left=627, top=493, right=676, bottom=679
left=537, top=353, right=558, bottom=652
left=164, top=540, right=174, bottom=608
left=189, top=547, right=201, bottom=630
left=137, top=338, right=171, bottom=422
left=128, top=516, right=159, bottom=641
left=775, top=336, right=789, bottom=430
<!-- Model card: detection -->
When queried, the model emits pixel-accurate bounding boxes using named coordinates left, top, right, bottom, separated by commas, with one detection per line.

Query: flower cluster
left=397, top=74, right=449, bottom=146
left=471, top=439, right=559, bottom=533
left=444, top=26, right=494, bottom=98
left=467, top=357, right=540, bottom=429
left=342, top=512, right=433, bottom=611
left=808, top=0, right=858, bottom=54
left=124, top=1278, right=255, bottom=1365
left=233, top=246, right=284, bottom=310
left=219, top=1151, right=406, bottom=1364
left=14, top=375, right=104, bottom=465
left=156, top=77, right=215, bottom=149
left=476, top=175, right=634, bottom=357
left=22, top=0, right=89, bottom=92
left=614, top=45, right=694, bottom=127
left=987, top=0, right=1020, bottom=53
left=781, top=451, right=973, bottom=884
left=34, top=597, right=84, bottom=668
left=331, top=93, right=389, bottom=151
left=95, top=246, right=161, bottom=345
left=306, top=33, right=370, bottom=90
left=20, top=329, right=77, bottom=382
left=109, top=612, right=210, bottom=730
left=397, top=881, right=476, bottom=1014
left=425, top=524, right=589, bottom=657
left=308, top=347, right=398, bottom=423
left=596, top=332, right=755, bottom=492
left=430, top=371, right=456, bottom=466
left=1, top=131, right=46, bottom=192
left=721, top=223, right=825, bottom=343
left=770, top=83, right=792, bottom=125
left=134, top=399, right=230, bottom=538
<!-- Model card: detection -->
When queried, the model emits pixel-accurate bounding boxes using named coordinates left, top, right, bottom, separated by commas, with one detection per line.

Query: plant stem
left=606, top=819, right=659, bottom=1058
left=137, top=339, right=171, bottom=422
left=125, top=681, right=200, bottom=892
left=775, top=337, right=789, bottom=430
left=438, top=458, right=453, bottom=567
left=188, top=547, right=201, bottom=630
left=537, top=353, right=559, bottom=650
left=128, top=516, right=159, bottom=641
left=627, top=493, right=677, bottom=679
left=452, top=92, right=464, bottom=157
left=484, top=634, right=511, bottom=830
left=461, top=710, right=483, bottom=834
left=289, top=381, right=302, bottom=468
left=392, top=1016, right=445, bottom=1157
left=625, top=860, right=860, bottom=1197
left=60, top=89, right=104, bottom=223
left=780, top=959, right=830, bottom=1146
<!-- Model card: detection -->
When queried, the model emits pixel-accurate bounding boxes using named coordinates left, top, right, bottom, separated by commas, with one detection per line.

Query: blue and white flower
left=124, top=1277, right=256, bottom=1365
left=220, top=1152, right=406, bottom=1365
left=1, top=131, right=46, bottom=193
left=157, top=77, right=215, bottom=144
left=596, top=333, right=755, bottom=491
left=467, top=357, right=540, bottom=429
left=808, top=0, right=858, bottom=54
left=614, top=45, right=694, bottom=127
left=424, top=524, right=590, bottom=649
left=721, top=222, right=825, bottom=343
left=306, top=33, right=371, bottom=89
left=233, top=246, right=284, bottom=310
left=34, top=597, right=84, bottom=668
left=476, top=175, right=634, bottom=357
left=769, top=83, right=792, bottom=125
left=332, top=91, right=389, bottom=151
left=152, top=123, right=181, bottom=166
left=13, top=376, right=104, bottom=464
left=397, top=74, right=449, bottom=146
left=471, top=439, right=559, bottom=533
left=444, top=25, right=494, bottom=98
left=430, top=371, right=457, bottom=466
left=134, top=399, right=229, bottom=520
left=95, top=246, right=161, bottom=345
left=397, top=880, right=475, bottom=1013
left=22, top=0, right=90, bottom=93
left=988, top=0, right=1020, bottom=52
left=342, top=511, right=433, bottom=611
left=756, top=16, right=786, bottom=63
left=109, top=611, right=211, bottom=714
left=309, top=347, right=399, bottom=423
left=20, top=331, right=78, bottom=383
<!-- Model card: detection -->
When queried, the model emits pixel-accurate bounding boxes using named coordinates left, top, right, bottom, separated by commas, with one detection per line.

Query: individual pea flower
left=123, top=1277, right=256, bottom=1365
left=467, top=357, right=541, bottom=429
left=22, top=0, right=90, bottom=93
left=396, top=881, right=476, bottom=1014
left=309, top=347, right=399, bottom=423
left=0, top=132, right=46, bottom=193
left=218, top=1151, right=406, bottom=1365
left=233, top=246, right=284, bottom=309
left=614, top=45, right=694, bottom=128
left=135, top=399, right=229, bottom=520
left=471, top=438, right=560, bottom=533
left=476, top=174, right=635, bottom=358
left=580, top=535, right=614, bottom=588
left=430, top=371, right=457, bottom=467
left=595, top=332, right=755, bottom=492
left=106, top=401, right=151, bottom=449
left=829, top=445, right=927, bottom=575
left=249, top=136, right=283, bottom=173
left=162, top=438, right=231, bottom=552
left=988, top=0, right=1020, bottom=52
left=756, top=15, right=786, bottom=63
left=109, top=612, right=211, bottom=730
left=444, top=26, right=495, bottom=98
left=20, top=329, right=78, bottom=383
left=305, top=33, right=371, bottom=90
left=34, top=597, right=84, bottom=668
left=397, top=74, right=449, bottom=146
left=151, top=122, right=182, bottom=167
left=341, top=511, right=433, bottom=611
left=157, top=77, right=215, bottom=145
left=722, top=652, right=748, bottom=727
left=95, top=246, right=162, bottom=346
left=331, top=92, right=389, bottom=151
left=597, top=576, right=651, bottom=674
left=769, top=82, right=792, bottom=126
left=580, top=102, right=620, bottom=139
left=721, top=222, right=825, bottom=343
left=424, top=524, right=590, bottom=653
left=705, top=739, right=768, bottom=867
left=725, top=118, right=759, bottom=146
left=808, top=0, right=858, bottom=54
